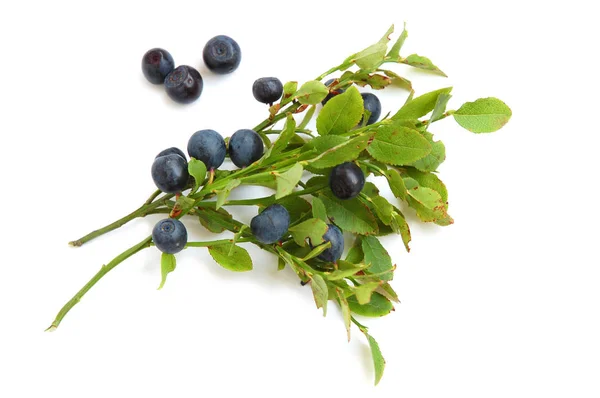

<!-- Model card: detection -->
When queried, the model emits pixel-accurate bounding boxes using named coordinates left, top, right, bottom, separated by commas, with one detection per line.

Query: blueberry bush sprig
left=49, top=24, right=512, bottom=386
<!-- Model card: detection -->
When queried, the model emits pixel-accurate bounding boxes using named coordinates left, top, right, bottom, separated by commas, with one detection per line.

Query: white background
left=1, top=1, right=599, bottom=397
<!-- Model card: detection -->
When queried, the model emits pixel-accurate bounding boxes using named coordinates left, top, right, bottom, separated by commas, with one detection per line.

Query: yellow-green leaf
left=316, top=86, right=364, bottom=136
left=367, top=126, right=432, bottom=165
left=453, top=97, right=512, bottom=133
left=208, top=244, right=253, bottom=272
left=275, top=163, right=303, bottom=199
left=158, top=253, right=176, bottom=290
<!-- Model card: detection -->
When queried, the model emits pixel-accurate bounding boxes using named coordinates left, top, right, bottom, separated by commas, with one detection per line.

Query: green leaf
left=392, top=87, right=453, bottom=120
left=376, top=282, right=400, bottom=303
left=453, top=97, right=512, bottom=133
left=336, top=288, right=352, bottom=341
left=310, top=274, right=328, bottom=316
left=295, top=80, right=329, bottom=105
left=361, top=236, right=393, bottom=281
left=288, top=218, right=328, bottom=247
left=345, top=237, right=364, bottom=263
left=369, top=196, right=394, bottom=225
left=216, top=179, right=241, bottom=209
left=390, top=210, right=411, bottom=252
left=309, top=133, right=374, bottom=169
left=361, top=182, right=379, bottom=198
left=282, top=81, right=298, bottom=99
left=311, top=196, right=327, bottom=222
left=306, top=135, right=345, bottom=152
left=271, top=114, right=296, bottom=155
left=298, top=105, right=316, bottom=130
left=278, top=257, right=286, bottom=271
left=384, top=168, right=407, bottom=200
left=355, top=282, right=382, bottom=305
left=327, top=265, right=368, bottom=281
left=158, top=253, right=176, bottom=290
left=348, top=72, right=392, bottom=90
left=208, top=244, right=253, bottom=272
left=367, top=125, right=432, bottom=165
left=381, top=69, right=413, bottom=92
left=198, top=207, right=232, bottom=233
left=279, top=196, right=312, bottom=224
left=403, top=177, right=448, bottom=222
left=403, top=168, right=448, bottom=202
left=188, top=158, right=207, bottom=192
left=429, top=93, right=452, bottom=123
left=410, top=132, right=446, bottom=172
left=316, top=86, right=364, bottom=136
left=302, top=241, right=332, bottom=261
left=402, top=54, right=447, bottom=77
left=275, top=163, right=303, bottom=199
left=241, top=172, right=277, bottom=189
left=387, top=22, right=407, bottom=60
left=344, top=25, right=394, bottom=70
left=348, top=293, right=394, bottom=317
left=363, top=330, right=386, bottom=385
left=320, top=195, right=378, bottom=235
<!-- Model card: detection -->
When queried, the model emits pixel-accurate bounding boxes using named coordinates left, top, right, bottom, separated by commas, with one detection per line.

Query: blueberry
left=156, top=147, right=186, bottom=161
left=187, top=129, right=226, bottom=170
left=164, top=65, right=203, bottom=104
left=322, top=78, right=345, bottom=105
left=228, top=129, right=264, bottom=168
left=142, top=48, right=175, bottom=84
left=330, top=162, right=365, bottom=200
left=360, top=93, right=381, bottom=125
left=250, top=204, right=290, bottom=244
left=203, top=35, right=241, bottom=74
left=317, top=224, right=344, bottom=263
left=151, top=153, right=189, bottom=193
left=152, top=218, right=188, bottom=254
left=252, top=77, right=283, bottom=104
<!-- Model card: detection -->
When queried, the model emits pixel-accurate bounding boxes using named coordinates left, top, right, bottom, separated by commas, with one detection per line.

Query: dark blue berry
left=203, top=35, right=241, bottom=74
left=164, top=65, right=203, bottom=104
left=322, top=78, right=345, bottom=105
left=187, top=129, right=226, bottom=170
left=250, top=204, right=290, bottom=244
left=152, top=218, right=188, bottom=254
left=156, top=147, right=186, bottom=161
left=228, top=129, right=264, bottom=168
left=330, top=162, right=365, bottom=200
left=151, top=154, right=189, bottom=193
left=317, top=224, right=344, bottom=263
left=252, top=77, right=283, bottom=104
left=142, top=48, right=175, bottom=85
left=361, top=93, right=381, bottom=125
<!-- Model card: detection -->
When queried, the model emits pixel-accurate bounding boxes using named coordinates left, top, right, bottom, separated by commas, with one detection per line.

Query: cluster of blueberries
left=141, top=35, right=241, bottom=104
left=150, top=130, right=365, bottom=265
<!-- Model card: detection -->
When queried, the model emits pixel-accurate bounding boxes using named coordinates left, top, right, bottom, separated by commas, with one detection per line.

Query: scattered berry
left=250, top=204, right=290, bottom=244
left=142, top=48, right=175, bottom=85
left=187, top=129, right=226, bottom=170
left=228, top=129, right=264, bottom=168
left=164, top=65, right=203, bottom=104
left=317, top=224, right=344, bottom=263
left=152, top=218, right=188, bottom=254
left=252, top=77, right=283, bottom=104
left=156, top=147, right=186, bottom=161
left=203, top=35, right=241, bottom=74
left=361, top=93, right=381, bottom=125
left=330, top=162, right=365, bottom=200
left=322, top=78, right=345, bottom=105
left=151, top=153, right=189, bottom=193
